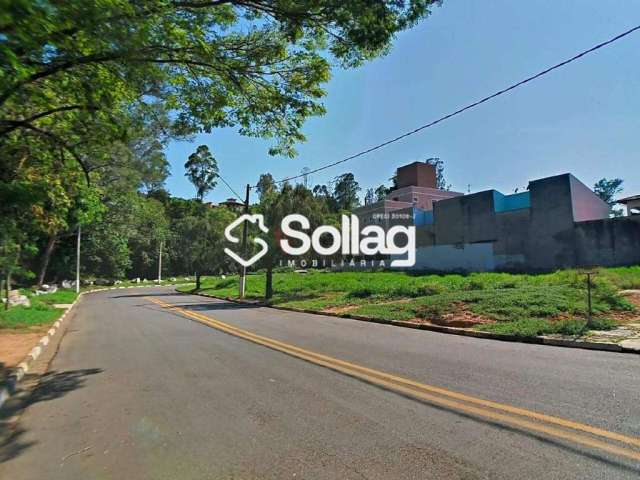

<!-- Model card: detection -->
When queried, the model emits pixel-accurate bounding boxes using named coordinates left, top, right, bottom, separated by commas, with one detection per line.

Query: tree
left=128, top=198, right=170, bottom=279
left=82, top=192, right=140, bottom=279
left=333, top=173, right=361, bottom=211
left=259, top=183, right=328, bottom=299
left=311, top=184, right=338, bottom=211
left=594, top=178, right=624, bottom=216
left=0, top=1, right=439, bottom=287
left=0, top=218, right=36, bottom=310
left=256, top=173, right=276, bottom=202
left=184, top=145, right=218, bottom=201
left=364, top=188, right=375, bottom=205
left=171, top=208, right=236, bottom=289
left=374, top=185, right=388, bottom=202
left=426, top=157, right=451, bottom=190
left=0, top=0, right=438, bottom=161
left=594, top=178, right=624, bottom=205
left=390, top=174, right=398, bottom=190
left=313, top=184, right=331, bottom=199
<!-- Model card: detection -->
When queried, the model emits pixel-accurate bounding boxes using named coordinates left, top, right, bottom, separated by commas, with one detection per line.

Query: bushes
left=348, top=287, right=375, bottom=298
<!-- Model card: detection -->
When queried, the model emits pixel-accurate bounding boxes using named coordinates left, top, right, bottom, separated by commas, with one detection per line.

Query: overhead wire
left=260, top=24, right=640, bottom=187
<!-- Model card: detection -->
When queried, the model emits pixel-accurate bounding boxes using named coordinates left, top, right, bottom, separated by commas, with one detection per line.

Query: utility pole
left=75, top=225, right=81, bottom=294
left=157, top=240, right=163, bottom=283
left=238, top=184, right=250, bottom=297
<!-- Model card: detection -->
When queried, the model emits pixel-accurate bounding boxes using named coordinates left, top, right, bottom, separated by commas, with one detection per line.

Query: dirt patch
left=322, top=304, right=360, bottom=314
left=322, top=298, right=413, bottom=315
left=621, top=290, right=640, bottom=308
left=604, top=310, right=640, bottom=324
left=0, top=328, right=46, bottom=368
left=607, top=291, right=640, bottom=324
left=425, top=302, right=494, bottom=328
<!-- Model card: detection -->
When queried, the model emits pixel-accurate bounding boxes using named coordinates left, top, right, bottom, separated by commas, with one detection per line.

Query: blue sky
left=164, top=0, right=640, bottom=204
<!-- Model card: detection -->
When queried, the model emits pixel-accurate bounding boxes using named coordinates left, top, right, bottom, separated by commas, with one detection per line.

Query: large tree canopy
left=1, top=0, right=437, bottom=161
left=184, top=144, right=219, bottom=200
left=0, top=1, right=439, bottom=290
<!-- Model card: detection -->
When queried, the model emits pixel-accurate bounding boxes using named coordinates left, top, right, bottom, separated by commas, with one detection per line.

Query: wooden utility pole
left=238, top=184, right=250, bottom=298
left=4, top=270, right=9, bottom=311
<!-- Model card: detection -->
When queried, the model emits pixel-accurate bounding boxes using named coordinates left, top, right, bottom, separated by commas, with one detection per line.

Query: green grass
left=1, top=278, right=197, bottom=330
left=178, top=267, right=639, bottom=338
left=0, top=304, right=65, bottom=329
left=477, top=317, right=618, bottom=337
left=34, top=289, right=79, bottom=305
left=0, top=288, right=80, bottom=329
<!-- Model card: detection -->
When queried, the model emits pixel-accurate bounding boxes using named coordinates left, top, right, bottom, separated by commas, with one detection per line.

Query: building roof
left=616, top=195, right=640, bottom=204
left=219, top=197, right=244, bottom=207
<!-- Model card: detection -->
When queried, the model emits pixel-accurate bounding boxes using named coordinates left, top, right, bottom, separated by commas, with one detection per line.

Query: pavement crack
left=61, top=445, right=92, bottom=462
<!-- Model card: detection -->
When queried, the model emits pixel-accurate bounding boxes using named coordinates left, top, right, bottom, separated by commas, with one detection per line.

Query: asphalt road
left=1, top=286, right=639, bottom=479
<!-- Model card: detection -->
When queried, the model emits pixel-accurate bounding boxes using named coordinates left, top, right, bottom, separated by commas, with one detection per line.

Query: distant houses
left=617, top=195, right=640, bottom=216
left=204, top=197, right=245, bottom=212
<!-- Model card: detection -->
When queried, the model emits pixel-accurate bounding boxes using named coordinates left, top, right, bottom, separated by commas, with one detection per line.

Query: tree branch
left=0, top=105, right=98, bottom=137
left=8, top=121, right=91, bottom=185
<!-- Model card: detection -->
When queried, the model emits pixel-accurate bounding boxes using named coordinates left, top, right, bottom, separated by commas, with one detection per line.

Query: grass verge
left=1, top=279, right=195, bottom=330
left=179, top=267, right=639, bottom=338
left=0, top=288, right=79, bottom=329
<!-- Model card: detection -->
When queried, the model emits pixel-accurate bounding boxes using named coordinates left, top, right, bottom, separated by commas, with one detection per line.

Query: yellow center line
left=146, top=296, right=640, bottom=463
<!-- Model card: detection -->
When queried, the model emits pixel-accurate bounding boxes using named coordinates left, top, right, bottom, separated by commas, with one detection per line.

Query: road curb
left=0, top=283, right=190, bottom=411
left=183, top=290, right=639, bottom=355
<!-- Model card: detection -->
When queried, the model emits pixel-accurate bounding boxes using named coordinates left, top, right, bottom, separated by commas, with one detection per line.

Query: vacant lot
left=182, top=267, right=640, bottom=337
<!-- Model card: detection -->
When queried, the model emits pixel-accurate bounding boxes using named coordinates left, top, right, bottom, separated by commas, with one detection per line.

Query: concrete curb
left=183, top=290, right=639, bottom=355
left=0, top=283, right=191, bottom=411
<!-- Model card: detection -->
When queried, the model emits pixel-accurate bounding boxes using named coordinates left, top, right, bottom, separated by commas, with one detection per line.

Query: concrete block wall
left=368, top=171, right=638, bottom=272
left=574, top=216, right=640, bottom=267
left=526, top=174, right=578, bottom=270
left=433, top=190, right=497, bottom=245
left=493, top=209, right=530, bottom=269
left=569, top=175, right=610, bottom=222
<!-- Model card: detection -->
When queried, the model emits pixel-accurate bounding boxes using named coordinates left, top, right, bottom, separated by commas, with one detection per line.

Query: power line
left=265, top=24, right=640, bottom=187
left=218, top=173, right=244, bottom=201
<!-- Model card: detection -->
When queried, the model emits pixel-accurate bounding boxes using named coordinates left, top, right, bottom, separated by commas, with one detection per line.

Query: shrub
left=477, top=318, right=551, bottom=337
left=215, top=278, right=236, bottom=289
left=464, top=279, right=486, bottom=291
left=348, top=287, right=374, bottom=298
left=416, top=283, right=446, bottom=296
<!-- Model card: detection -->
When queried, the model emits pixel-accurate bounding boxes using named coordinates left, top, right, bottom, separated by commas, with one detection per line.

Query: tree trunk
left=195, top=272, right=201, bottom=290
left=4, top=270, right=10, bottom=311
left=265, top=263, right=273, bottom=301
left=37, top=233, right=57, bottom=287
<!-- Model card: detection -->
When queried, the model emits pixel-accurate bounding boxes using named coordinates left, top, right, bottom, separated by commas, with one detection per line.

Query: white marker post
left=158, top=240, right=163, bottom=283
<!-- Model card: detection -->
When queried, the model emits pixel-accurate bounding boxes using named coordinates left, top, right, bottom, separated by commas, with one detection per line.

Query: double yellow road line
left=147, top=296, right=640, bottom=463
